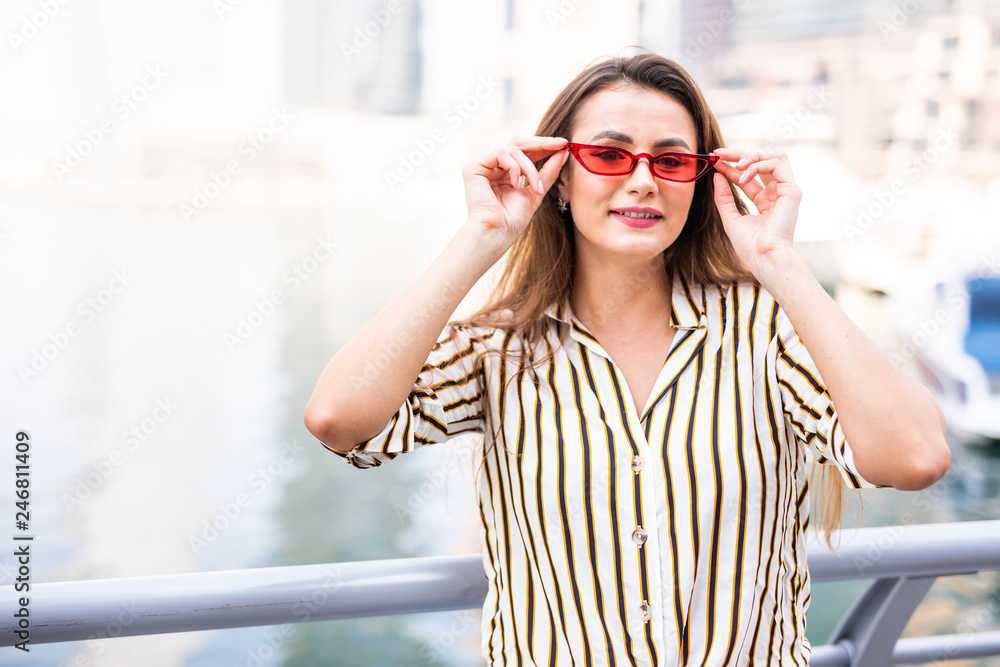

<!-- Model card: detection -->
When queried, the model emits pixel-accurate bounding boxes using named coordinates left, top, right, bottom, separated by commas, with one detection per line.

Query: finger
left=712, top=147, right=747, bottom=162
left=505, top=144, right=546, bottom=194
left=713, top=158, right=767, bottom=202
left=510, top=136, right=569, bottom=155
left=493, top=150, right=523, bottom=189
left=537, top=149, right=569, bottom=190
left=713, top=172, right=742, bottom=227
left=735, top=159, right=778, bottom=188
left=711, top=158, right=742, bottom=181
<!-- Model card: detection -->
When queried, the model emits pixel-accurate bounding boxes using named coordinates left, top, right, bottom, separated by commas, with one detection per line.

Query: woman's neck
left=570, top=252, right=673, bottom=334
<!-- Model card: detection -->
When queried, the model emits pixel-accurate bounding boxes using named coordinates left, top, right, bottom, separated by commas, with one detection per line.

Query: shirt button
left=632, top=527, right=647, bottom=546
left=631, top=455, right=644, bottom=473
left=639, top=601, right=652, bottom=622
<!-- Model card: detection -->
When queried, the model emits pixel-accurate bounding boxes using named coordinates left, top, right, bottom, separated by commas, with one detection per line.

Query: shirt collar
left=543, top=274, right=706, bottom=332
left=670, top=274, right=706, bottom=330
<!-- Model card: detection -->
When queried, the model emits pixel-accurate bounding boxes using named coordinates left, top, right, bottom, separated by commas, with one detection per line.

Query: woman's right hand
left=462, top=136, right=569, bottom=246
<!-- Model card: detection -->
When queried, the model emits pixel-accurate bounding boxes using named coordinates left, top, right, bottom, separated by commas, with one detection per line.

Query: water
left=806, top=439, right=1000, bottom=661
left=0, top=200, right=997, bottom=666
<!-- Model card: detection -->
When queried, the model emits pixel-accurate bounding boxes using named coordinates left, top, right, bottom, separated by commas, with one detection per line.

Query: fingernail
left=537, top=180, right=544, bottom=194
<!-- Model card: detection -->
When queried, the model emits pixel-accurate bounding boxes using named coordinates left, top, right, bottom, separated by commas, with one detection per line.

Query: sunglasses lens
left=653, top=154, right=704, bottom=181
left=575, top=146, right=632, bottom=174
left=571, top=145, right=713, bottom=181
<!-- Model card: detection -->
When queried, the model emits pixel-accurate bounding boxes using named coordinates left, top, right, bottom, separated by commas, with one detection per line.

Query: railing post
left=827, top=575, right=937, bottom=667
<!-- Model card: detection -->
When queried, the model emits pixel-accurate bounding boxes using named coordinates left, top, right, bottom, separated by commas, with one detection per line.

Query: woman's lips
left=610, top=208, right=663, bottom=228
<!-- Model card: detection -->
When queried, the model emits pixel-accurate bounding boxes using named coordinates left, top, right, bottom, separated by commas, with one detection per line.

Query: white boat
left=893, top=271, right=1000, bottom=444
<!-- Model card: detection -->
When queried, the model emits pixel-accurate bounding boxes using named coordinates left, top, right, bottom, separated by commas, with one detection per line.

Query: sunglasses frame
left=564, top=142, right=719, bottom=183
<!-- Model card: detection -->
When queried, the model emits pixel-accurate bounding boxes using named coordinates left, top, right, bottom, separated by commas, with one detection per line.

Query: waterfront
left=1, top=199, right=998, bottom=666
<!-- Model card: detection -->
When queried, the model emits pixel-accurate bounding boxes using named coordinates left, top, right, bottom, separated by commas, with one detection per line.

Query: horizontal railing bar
left=890, top=631, right=1000, bottom=664
left=807, top=520, right=1000, bottom=581
left=1, top=521, right=998, bottom=648
left=809, top=643, right=851, bottom=666
left=809, top=631, right=1000, bottom=667
left=2, top=554, right=488, bottom=646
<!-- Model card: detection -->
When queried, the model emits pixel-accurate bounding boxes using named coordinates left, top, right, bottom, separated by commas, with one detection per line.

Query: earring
left=557, top=198, right=568, bottom=213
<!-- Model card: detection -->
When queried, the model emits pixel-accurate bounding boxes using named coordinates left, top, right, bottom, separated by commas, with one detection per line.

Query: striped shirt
left=326, top=278, right=876, bottom=666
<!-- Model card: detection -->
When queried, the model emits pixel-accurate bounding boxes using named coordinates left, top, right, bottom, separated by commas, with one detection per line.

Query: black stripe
left=493, top=332, right=523, bottom=666
left=570, top=348, right=617, bottom=664
left=554, top=355, right=593, bottom=666
left=720, top=286, right=749, bottom=666
left=535, top=337, right=573, bottom=659
left=580, top=347, right=637, bottom=662
left=699, top=287, right=727, bottom=667
left=679, top=346, right=706, bottom=665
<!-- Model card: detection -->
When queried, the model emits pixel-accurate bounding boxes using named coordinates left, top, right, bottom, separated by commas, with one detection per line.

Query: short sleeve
left=773, top=312, right=883, bottom=489
left=325, top=325, right=489, bottom=469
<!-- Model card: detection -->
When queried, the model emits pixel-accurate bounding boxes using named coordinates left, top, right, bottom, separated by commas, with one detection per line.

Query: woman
left=305, top=53, right=950, bottom=665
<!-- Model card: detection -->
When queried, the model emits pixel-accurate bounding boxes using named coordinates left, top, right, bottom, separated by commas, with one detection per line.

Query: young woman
left=305, top=53, right=950, bottom=666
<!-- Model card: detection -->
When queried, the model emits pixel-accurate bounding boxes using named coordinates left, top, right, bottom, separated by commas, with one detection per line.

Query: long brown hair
left=466, top=52, right=753, bottom=340
left=458, top=51, right=846, bottom=543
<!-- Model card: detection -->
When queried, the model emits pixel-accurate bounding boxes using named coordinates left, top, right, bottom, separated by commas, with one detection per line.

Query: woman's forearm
left=304, top=222, right=506, bottom=452
left=758, top=249, right=950, bottom=490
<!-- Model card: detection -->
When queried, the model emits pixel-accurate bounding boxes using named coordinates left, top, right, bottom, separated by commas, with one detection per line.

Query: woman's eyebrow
left=589, top=129, right=692, bottom=150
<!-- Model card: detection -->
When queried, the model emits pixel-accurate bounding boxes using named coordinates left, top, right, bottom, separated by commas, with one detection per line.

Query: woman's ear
left=555, top=174, right=569, bottom=204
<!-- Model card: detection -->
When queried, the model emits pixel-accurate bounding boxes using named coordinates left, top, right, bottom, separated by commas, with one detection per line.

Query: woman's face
left=557, top=85, right=700, bottom=267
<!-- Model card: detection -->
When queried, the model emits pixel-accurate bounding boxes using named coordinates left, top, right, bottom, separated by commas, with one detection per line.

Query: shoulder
left=690, top=280, right=798, bottom=340
left=688, top=279, right=773, bottom=317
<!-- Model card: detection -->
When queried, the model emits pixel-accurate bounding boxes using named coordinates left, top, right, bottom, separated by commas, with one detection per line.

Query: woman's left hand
left=711, top=148, right=802, bottom=282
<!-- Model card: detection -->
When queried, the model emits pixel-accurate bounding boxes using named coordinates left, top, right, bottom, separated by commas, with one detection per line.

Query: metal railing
left=3, top=521, right=1000, bottom=666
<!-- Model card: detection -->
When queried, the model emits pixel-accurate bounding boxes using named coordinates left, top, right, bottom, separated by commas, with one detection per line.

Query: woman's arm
left=712, top=148, right=950, bottom=490
left=304, top=138, right=568, bottom=452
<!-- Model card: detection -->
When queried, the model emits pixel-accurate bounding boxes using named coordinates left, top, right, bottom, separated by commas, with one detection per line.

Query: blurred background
left=1, top=0, right=999, bottom=664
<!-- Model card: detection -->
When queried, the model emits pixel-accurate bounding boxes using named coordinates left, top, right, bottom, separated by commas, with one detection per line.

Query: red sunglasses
left=565, top=142, right=719, bottom=183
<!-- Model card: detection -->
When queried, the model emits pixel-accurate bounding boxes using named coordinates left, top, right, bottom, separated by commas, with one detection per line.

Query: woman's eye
left=592, top=150, right=627, bottom=163
left=655, top=155, right=686, bottom=169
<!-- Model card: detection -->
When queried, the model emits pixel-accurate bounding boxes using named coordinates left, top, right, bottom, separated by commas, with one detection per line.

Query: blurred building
left=686, top=0, right=1000, bottom=186
left=891, top=12, right=1000, bottom=187
left=284, top=0, right=422, bottom=113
